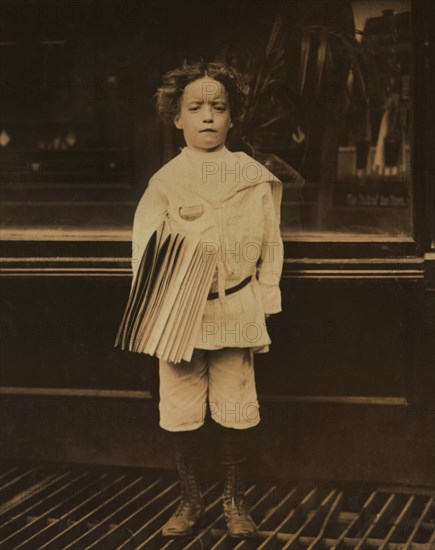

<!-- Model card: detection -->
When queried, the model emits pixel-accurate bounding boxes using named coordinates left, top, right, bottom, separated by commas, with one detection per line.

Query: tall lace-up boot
left=161, top=430, right=204, bottom=537
left=220, top=427, right=256, bottom=538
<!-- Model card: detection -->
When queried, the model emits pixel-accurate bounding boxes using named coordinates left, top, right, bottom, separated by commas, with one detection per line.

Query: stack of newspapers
left=114, top=219, right=218, bottom=364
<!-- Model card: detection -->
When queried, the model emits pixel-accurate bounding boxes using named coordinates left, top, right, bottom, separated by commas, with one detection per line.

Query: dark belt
left=207, top=275, right=252, bottom=301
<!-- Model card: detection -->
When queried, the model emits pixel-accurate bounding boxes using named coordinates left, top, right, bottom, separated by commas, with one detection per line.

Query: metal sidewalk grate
left=0, top=462, right=434, bottom=549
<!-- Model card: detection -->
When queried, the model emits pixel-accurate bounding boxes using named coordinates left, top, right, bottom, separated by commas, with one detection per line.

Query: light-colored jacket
left=131, top=146, right=284, bottom=354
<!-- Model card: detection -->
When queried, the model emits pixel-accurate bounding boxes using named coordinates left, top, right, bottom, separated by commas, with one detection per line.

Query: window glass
left=0, top=1, right=413, bottom=239
left=273, top=0, right=413, bottom=237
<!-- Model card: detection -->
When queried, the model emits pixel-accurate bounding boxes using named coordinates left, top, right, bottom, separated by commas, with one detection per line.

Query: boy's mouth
left=200, top=129, right=217, bottom=132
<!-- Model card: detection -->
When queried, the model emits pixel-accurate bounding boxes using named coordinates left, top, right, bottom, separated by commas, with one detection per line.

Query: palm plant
left=221, top=6, right=384, bottom=228
left=226, top=10, right=380, bottom=175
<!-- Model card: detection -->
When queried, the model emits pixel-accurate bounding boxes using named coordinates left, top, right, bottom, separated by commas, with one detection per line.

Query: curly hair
left=154, top=60, right=249, bottom=126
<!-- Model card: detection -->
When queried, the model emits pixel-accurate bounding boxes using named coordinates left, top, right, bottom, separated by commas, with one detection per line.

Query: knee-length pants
left=159, top=347, right=260, bottom=432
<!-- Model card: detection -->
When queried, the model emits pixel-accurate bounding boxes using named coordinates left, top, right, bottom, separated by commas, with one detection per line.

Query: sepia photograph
left=0, top=0, right=434, bottom=547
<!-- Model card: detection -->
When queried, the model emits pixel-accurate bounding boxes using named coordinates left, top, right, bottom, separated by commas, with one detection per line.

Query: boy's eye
left=187, top=104, right=226, bottom=112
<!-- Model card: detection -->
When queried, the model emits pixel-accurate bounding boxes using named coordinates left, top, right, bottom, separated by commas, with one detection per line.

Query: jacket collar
left=180, top=147, right=278, bottom=204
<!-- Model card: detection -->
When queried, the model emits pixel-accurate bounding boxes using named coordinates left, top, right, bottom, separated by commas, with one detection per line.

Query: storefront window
left=0, top=0, right=413, bottom=240
left=1, top=7, right=139, bottom=184
left=245, top=0, right=413, bottom=238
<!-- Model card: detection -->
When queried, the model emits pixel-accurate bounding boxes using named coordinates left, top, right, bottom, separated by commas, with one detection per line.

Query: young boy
left=132, top=61, right=283, bottom=539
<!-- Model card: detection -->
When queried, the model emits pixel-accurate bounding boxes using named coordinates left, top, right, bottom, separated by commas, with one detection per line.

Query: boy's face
left=174, top=77, right=233, bottom=152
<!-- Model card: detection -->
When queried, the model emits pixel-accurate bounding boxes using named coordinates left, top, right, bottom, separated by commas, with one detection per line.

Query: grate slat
left=0, top=466, right=21, bottom=483
left=86, top=480, right=181, bottom=549
left=1, top=462, right=434, bottom=549
left=281, top=489, right=338, bottom=549
left=17, top=473, right=129, bottom=549
left=0, top=472, right=68, bottom=519
left=330, top=490, right=379, bottom=549
left=307, top=490, right=344, bottom=549
left=10, top=473, right=112, bottom=549
left=40, top=476, right=160, bottom=549
left=255, top=487, right=319, bottom=550
left=0, top=469, right=39, bottom=507
left=378, top=495, right=415, bottom=549
left=354, top=493, right=397, bottom=549
left=231, top=487, right=301, bottom=550
left=403, top=497, right=435, bottom=549
left=0, top=471, right=89, bottom=542
left=60, top=477, right=165, bottom=549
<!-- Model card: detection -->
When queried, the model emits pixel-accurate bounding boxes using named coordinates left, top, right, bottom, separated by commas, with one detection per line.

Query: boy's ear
left=229, top=121, right=233, bottom=128
left=174, top=115, right=182, bottom=129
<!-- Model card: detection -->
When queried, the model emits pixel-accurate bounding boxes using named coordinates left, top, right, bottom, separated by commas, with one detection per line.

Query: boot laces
left=176, top=462, right=202, bottom=512
left=223, top=464, right=249, bottom=512
left=174, top=498, right=191, bottom=517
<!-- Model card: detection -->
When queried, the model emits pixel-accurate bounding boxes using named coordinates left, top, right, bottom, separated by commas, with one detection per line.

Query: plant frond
left=257, top=112, right=289, bottom=130
left=265, top=15, right=284, bottom=58
left=315, top=26, right=328, bottom=98
left=299, top=28, right=311, bottom=96
left=330, top=32, right=368, bottom=102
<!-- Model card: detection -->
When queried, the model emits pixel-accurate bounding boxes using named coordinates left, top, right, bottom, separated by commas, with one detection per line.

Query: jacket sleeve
left=257, top=180, right=284, bottom=315
left=131, top=177, right=168, bottom=284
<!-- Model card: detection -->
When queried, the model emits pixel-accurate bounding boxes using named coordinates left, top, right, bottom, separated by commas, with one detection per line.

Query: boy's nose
left=202, top=106, right=214, bottom=121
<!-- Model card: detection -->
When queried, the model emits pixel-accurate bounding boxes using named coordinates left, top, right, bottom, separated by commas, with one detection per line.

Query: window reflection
left=0, top=37, right=132, bottom=187
left=0, top=0, right=413, bottom=239
left=281, top=0, right=412, bottom=236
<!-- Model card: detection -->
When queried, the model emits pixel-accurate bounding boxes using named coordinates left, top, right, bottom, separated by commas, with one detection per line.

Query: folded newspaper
left=114, top=218, right=219, bottom=364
